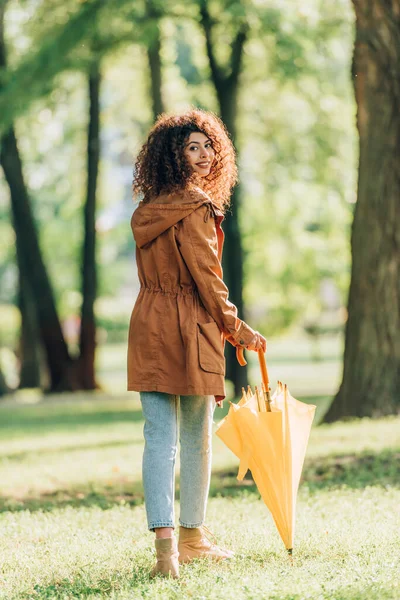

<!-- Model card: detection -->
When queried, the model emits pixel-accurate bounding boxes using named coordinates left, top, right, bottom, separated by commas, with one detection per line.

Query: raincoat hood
left=131, top=190, right=223, bottom=249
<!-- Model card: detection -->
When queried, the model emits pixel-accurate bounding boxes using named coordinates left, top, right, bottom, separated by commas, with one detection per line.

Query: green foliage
left=159, top=0, right=356, bottom=335
left=0, top=303, right=19, bottom=345
left=236, top=0, right=356, bottom=334
left=0, top=0, right=356, bottom=348
left=0, top=0, right=148, bottom=133
left=1, top=0, right=102, bottom=129
left=96, top=314, right=129, bottom=344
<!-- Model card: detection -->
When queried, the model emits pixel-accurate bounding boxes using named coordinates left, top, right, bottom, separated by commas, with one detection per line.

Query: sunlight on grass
left=1, top=492, right=399, bottom=599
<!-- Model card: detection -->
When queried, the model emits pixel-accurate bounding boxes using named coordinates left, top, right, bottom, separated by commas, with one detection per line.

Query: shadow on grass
left=209, top=448, right=400, bottom=498
left=16, top=569, right=398, bottom=600
left=22, top=578, right=115, bottom=600
left=0, top=481, right=145, bottom=514
left=2, top=448, right=398, bottom=515
left=0, top=406, right=144, bottom=436
left=302, top=448, right=400, bottom=490
left=1, top=438, right=143, bottom=463
left=1, top=393, right=330, bottom=437
left=19, top=566, right=155, bottom=600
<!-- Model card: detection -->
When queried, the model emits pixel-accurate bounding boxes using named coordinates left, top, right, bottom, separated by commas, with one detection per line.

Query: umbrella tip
left=287, top=548, right=293, bottom=555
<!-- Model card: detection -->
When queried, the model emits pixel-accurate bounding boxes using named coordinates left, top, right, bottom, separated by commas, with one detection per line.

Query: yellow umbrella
left=216, top=349, right=316, bottom=553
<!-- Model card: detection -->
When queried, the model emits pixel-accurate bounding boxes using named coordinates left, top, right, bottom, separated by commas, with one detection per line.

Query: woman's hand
left=245, top=331, right=267, bottom=353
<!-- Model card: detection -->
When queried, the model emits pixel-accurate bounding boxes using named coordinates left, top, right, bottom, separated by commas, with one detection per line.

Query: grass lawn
left=0, top=341, right=399, bottom=599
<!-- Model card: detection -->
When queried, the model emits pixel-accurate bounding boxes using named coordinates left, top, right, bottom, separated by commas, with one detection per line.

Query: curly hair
left=133, top=109, right=237, bottom=211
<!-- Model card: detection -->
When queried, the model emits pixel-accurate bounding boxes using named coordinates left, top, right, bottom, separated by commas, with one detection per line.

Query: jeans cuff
left=179, top=520, right=204, bottom=528
left=148, top=521, right=175, bottom=531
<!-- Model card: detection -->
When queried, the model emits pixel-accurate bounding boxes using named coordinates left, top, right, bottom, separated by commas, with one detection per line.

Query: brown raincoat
left=127, top=188, right=255, bottom=401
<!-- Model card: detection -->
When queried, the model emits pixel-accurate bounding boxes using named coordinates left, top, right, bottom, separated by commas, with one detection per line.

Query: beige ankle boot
left=151, top=536, right=180, bottom=578
left=178, top=525, right=234, bottom=563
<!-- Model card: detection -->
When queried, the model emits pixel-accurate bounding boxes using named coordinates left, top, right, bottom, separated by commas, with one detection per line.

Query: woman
left=128, top=109, right=266, bottom=578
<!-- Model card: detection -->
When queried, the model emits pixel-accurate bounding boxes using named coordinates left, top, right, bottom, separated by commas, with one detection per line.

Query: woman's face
left=183, top=132, right=215, bottom=177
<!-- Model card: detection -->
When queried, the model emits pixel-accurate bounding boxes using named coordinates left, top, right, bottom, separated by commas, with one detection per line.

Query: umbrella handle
left=236, top=347, right=247, bottom=366
left=258, top=350, right=270, bottom=391
left=236, top=347, right=270, bottom=391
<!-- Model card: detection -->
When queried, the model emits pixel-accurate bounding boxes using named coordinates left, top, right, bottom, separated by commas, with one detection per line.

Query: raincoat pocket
left=197, top=322, right=225, bottom=374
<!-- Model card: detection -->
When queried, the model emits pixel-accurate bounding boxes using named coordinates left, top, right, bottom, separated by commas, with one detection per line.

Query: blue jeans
left=140, top=392, right=215, bottom=531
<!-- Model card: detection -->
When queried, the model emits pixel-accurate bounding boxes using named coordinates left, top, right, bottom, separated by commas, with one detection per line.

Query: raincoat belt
left=140, top=285, right=197, bottom=297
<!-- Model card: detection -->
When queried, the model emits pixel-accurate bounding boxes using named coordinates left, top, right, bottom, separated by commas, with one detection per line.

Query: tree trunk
left=1, top=129, right=74, bottom=391
left=324, top=0, right=400, bottom=421
left=0, top=2, right=73, bottom=392
left=17, top=270, right=42, bottom=388
left=78, top=64, right=101, bottom=390
left=199, top=1, right=249, bottom=395
left=145, top=0, right=165, bottom=120
left=218, top=95, right=247, bottom=390
left=0, top=366, right=9, bottom=397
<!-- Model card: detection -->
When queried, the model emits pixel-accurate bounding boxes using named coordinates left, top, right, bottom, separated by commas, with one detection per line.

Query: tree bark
left=145, top=0, right=165, bottom=120
left=78, top=64, right=101, bottom=390
left=0, top=365, right=9, bottom=396
left=0, top=129, right=74, bottom=390
left=17, top=269, right=42, bottom=388
left=324, top=0, right=400, bottom=421
left=199, top=0, right=249, bottom=395
left=0, top=0, right=42, bottom=390
left=0, top=2, right=73, bottom=392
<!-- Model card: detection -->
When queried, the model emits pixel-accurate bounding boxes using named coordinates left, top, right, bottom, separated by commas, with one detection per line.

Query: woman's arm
left=176, top=203, right=259, bottom=349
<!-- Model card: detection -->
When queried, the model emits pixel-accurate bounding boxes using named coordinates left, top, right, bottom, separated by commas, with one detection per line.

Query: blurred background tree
left=0, top=0, right=146, bottom=390
left=198, top=0, right=250, bottom=392
left=3, top=0, right=395, bottom=420
left=324, top=0, right=400, bottom=420
left=0, top=0, right=70, bottom=391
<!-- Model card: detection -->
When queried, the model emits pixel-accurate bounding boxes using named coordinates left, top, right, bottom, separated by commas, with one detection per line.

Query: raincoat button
left=239, top=340, right=245, bottom=345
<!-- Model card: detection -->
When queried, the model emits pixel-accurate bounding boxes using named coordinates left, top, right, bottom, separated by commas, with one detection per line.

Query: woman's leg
left=179, top=394, right=215, bottom=527
left=140, top=392, right=179, bottom=533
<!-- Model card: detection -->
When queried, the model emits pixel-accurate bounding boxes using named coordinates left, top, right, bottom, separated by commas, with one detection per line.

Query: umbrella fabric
left=215, top=352, right=316, bottom=551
